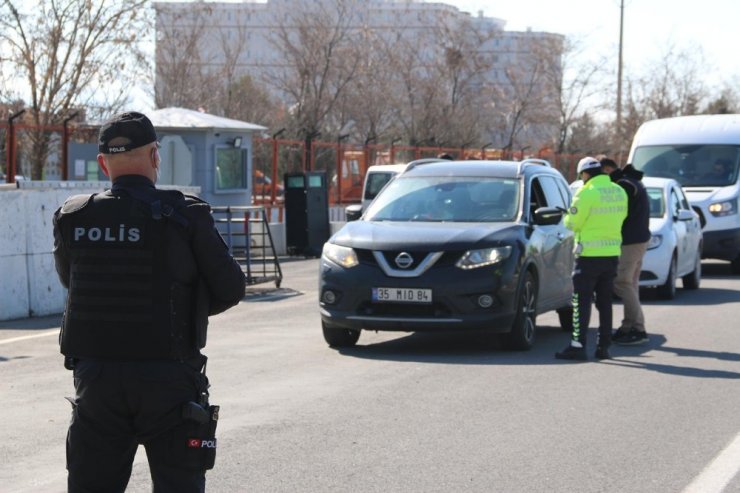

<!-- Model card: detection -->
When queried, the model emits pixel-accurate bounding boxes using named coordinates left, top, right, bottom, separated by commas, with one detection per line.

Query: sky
left=55, top=0, right=740, bottom=111
left=446, top=0, right=740, bottom=88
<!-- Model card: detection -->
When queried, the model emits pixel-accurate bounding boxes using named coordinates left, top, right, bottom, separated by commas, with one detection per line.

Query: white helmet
left=576, top=156, right=601, bottom=174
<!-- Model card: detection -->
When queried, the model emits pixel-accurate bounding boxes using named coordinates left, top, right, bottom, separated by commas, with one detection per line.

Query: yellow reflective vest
left=565, top=174, right=627, bottom=257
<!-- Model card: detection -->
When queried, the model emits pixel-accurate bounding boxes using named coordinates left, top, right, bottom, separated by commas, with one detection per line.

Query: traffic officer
left=556, top=156, right=627, bottom=361
left=53, top=111, right=246, bottom=492
left=600, top=158, right=651, bottom=345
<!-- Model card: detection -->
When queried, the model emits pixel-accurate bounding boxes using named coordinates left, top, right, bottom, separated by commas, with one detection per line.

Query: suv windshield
left=364, top=176, right=520, bottom=222
left=632, top=144, right=740, bottom=187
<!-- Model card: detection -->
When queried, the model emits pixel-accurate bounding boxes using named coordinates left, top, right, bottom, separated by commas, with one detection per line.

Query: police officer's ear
left=97, top=153, right=111, bottom=178
left=150, top=144, right=160, bottom=169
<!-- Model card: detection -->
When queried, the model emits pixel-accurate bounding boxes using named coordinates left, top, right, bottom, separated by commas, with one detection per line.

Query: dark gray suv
left=319, top=159, right=575, bottom=350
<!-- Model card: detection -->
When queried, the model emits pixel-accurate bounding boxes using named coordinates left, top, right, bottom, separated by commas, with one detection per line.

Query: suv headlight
left=456, top=246, right=512, bottom=270
left=322, top=243, right=359, bottom=268
left=647, top=234, right=663, bottom=250
left=708, top=199, right=737, bottom=217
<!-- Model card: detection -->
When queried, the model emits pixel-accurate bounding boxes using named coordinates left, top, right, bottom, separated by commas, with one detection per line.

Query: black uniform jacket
left=52, top=175, right=246, bottom=359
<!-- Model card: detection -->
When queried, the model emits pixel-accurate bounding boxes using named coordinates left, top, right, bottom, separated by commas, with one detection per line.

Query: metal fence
left=251, top=138, right=584, bottom=205
left=0, top=121, right=98, bottom=182
left=1, top=122, right=584, bottom=200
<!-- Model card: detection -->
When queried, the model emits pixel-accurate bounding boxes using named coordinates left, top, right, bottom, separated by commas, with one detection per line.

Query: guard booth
left=284, top=171, right=330, bottom=257
left=67, top=108, right=267, bottom=208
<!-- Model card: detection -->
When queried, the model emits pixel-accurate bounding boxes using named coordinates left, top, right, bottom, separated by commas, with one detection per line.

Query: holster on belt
left=181, top=401, right=219, bottom=470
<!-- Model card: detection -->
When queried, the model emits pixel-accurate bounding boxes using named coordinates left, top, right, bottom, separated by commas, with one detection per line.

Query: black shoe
left=613, top=329, right=648, bottom=346
left=555, top=344, right=587, bottom=361
left=595, top=346, right=611, bottom=360
left=612, top=328, right=630, bottom=343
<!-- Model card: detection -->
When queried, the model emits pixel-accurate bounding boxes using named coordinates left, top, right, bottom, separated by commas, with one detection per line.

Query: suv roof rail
left=403, top=158, right=447, bottom=173
left=517, top=158, right=552, bottom=174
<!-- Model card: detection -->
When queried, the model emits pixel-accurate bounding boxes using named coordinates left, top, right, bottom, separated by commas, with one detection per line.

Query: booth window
left=215, top=147, right=247, bottom=191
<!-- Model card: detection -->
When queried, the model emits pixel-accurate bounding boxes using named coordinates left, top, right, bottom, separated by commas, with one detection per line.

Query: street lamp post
left=336, top=133, right=350, bottom=204
left=364, top=134, right=376, bottom=174
left=390, top=137, right=401, bottom=163
left=271, top=128, right=286, bottom=203
left=481, top=142, right=493, bottom=160
left=62, top=112, right=79, bottom=180
left=304, top=130, right=320, bottom=171
left=6, top=109, right=26, bottom=184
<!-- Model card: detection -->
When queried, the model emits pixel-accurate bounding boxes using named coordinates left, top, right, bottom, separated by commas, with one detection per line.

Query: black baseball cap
left=98, top=111, right=157, bottom=154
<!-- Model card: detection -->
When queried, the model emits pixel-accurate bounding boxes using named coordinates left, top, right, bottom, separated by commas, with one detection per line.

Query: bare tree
left=566, top=113, right=614, bottom=157
left=369, top=13, right=494, bottom=149
left=430, top=15, right=495, bottom=147
left=264, top=0, right=364, bottom=141
left=383, top=32, right=441, bottom=146
left=548, top=37, right=607, bottom=153
left=335, top=30, right=398, bottom=145
left=223, top=75, right=277, bottom=128
left=702, top=78, right=739, bottom=114
left=0, top=0, right=150, bottom=179
left=154, top=5, right=215, bottom=109
left=643, top=45, right=706, bottom=118
left=620, top=44, right=708, bottom=141
left=216, top=18, right=250, bottom=114
left=155, top=3, right=276, bottom=127
left=486, top=33, right=564, bottom=155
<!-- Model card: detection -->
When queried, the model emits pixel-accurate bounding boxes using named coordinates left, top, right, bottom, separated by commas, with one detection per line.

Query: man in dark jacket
left=53, top=112, right=246, bottom=492
left=600, top=158, right=651, bottom=345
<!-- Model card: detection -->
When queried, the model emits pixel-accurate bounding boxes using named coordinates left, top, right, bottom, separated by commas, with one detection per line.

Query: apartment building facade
left=154, top=0, right=563, bottom=149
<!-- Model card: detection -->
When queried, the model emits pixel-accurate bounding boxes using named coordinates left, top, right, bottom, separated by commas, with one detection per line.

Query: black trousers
left=570, top=256, right=619, bottom=348
left=66, top=359, right=209, bottom=493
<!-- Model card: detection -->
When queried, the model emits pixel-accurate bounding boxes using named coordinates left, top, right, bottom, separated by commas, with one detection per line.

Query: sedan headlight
left=647, top=234, right=663, bottom=250
left=322, top=243, right=359, bottom=268
left=456, top=246, right=512, bottom=270
left=708, top=199, right=737, bottom=217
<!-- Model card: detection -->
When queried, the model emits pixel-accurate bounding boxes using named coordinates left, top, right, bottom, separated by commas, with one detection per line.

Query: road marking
left=0, top=329, right=59, bottom=345
left=682, top=431, right=740, bottom=493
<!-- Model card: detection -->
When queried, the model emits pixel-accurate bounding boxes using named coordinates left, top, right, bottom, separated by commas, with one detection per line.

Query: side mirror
left=532, top=206, right=563, bottom=226
left=676, top=209, right=695, bottom=221
left=345, top=204, right=363, bottom=222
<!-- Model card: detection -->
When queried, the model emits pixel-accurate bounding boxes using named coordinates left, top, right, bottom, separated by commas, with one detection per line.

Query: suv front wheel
left=502, top=271, right=538, bottom=350
left=322, top=322, right=361, bottom=348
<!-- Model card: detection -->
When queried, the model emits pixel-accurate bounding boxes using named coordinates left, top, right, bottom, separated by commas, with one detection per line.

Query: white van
left=344, top=163, right=409, bottom=221
left=627, top=114, right=740, bottom=273
left=345, top=159, right=451, bottom=220
left=359, top=163, right=410, bottom=211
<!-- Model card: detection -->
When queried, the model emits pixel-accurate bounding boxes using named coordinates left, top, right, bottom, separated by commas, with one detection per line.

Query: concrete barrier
left=0, top=183, right=108, bottom=320
left=0, top=182, right=340, bottom=321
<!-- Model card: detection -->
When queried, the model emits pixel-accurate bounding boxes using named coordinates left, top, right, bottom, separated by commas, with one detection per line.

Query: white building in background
left=153, top=0, right=563, bottom=148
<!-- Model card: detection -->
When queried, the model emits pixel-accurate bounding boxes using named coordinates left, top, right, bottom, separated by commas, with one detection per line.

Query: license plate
left=372, top=287, right=432, bottom=304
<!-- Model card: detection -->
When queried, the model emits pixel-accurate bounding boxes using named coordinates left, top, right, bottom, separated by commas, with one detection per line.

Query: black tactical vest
left=57, top=189, right=196, bottom=361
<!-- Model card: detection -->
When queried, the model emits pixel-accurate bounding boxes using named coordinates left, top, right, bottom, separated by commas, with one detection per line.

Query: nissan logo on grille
left=395, top=252, right=414, bottom=269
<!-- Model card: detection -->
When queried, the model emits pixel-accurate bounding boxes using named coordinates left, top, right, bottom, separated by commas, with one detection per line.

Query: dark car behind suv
left=319, top=159, right=575, bottom=350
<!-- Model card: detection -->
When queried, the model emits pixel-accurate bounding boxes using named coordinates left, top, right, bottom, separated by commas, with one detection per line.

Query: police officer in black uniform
left=53, top=112, right=246, bottom=492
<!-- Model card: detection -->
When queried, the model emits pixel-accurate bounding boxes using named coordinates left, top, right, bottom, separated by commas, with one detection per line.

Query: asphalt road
left=1, top=259, right=739, bottom=493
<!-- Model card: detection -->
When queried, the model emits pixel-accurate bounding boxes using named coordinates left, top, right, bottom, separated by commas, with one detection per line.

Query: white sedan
left=640, top=177, right=703, bottom=299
